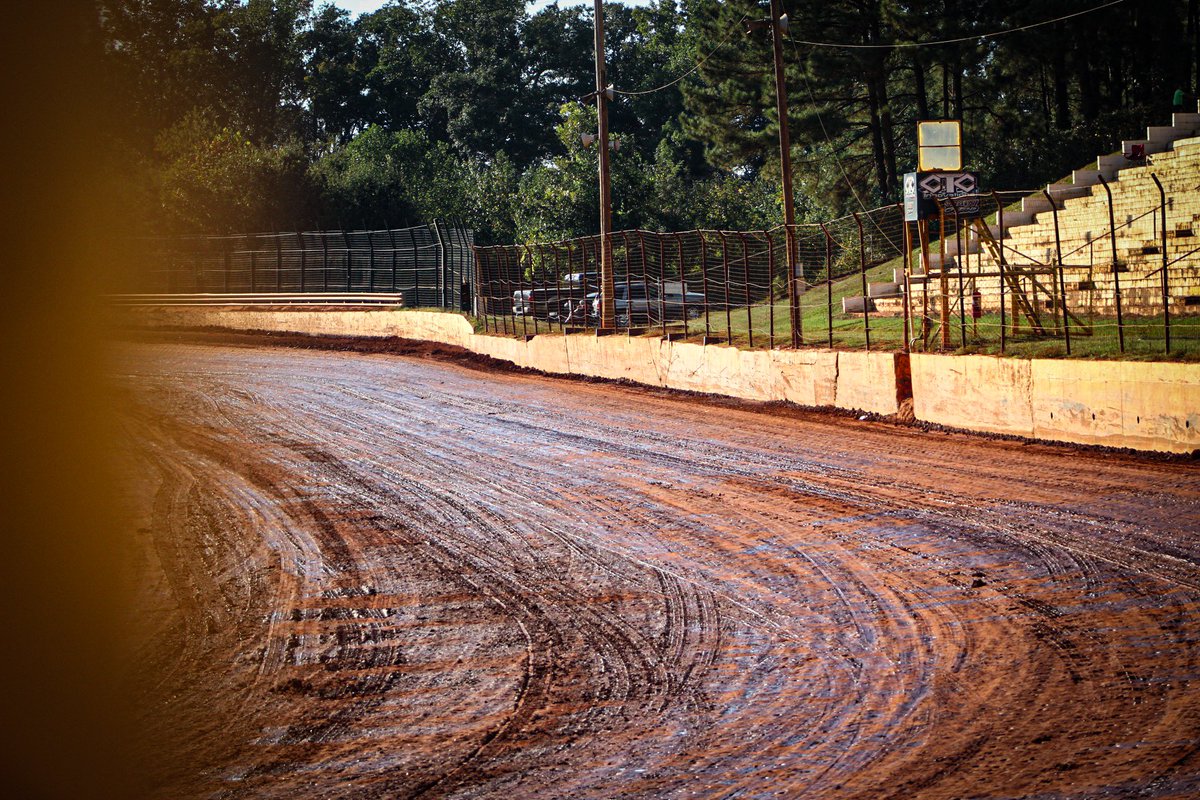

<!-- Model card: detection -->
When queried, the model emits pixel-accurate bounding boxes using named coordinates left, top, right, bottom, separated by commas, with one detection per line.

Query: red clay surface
left=115, top=337, right=1200, bottom=799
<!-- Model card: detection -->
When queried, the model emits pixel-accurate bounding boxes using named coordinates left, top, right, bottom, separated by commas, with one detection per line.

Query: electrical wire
left=611, top=9, right=754, bottom=96
left=790, top=36, right=902, bottom=253
left=791, top=0, right=1128, bottom=50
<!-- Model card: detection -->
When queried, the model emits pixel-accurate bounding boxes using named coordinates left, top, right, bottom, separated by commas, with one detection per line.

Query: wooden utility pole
left=593, top=0, right=615, bottom=330
left=768, top=0, right=800, bottom=347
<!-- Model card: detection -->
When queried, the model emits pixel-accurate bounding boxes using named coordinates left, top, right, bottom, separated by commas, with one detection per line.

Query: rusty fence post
left=991, top=191, right=1007, bottom=352
left=718, top=231, right=732, bottom=341
left=820, top=223, right=834, bottom=348
left=949, top=199, right=966, bottom=348
left=699, top=232, right=711, bottom=340
left=676, top=234, right=689, bottom=339
left=852, top=212, right=871, bottom=351
left=1096, top=175, right=1125, bottom=353
left=765, top=229, right=776, bottom=349
left=738, top=232, right=753, bottom=347
left=662, top=232, right=672, bottom=335
left=1151, top=174, right=1171, bottom=354
left=1044, top=189, right=1071, bottom=355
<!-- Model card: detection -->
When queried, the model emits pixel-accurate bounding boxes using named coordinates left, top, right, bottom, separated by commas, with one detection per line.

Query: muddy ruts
left=117, top=341, right=1200, bottom=800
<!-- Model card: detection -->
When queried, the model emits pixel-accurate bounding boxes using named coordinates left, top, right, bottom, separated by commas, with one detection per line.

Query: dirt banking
left=116, top=339, right=1200, bottom=799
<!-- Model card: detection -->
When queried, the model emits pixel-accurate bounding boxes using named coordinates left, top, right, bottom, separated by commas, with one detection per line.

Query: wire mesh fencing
left=128, top=222, right=475, bottom=311
left=474, top=180, right=1199, bottom=359
left=472, top=204, right=909, bottom=350
left=909, top=182, right=1200, bottom=358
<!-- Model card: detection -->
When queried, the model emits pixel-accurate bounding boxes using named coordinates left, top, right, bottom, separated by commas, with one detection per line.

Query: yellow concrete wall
left=123, top=307, right=896, bottom=415
left=123, top=307, right=1198, bottom=452
left=912, top=353, right=1199, bottom=453
left=911, top=354, right=1035, bottom=437
left=1031, top=360, right=1200, bottom=452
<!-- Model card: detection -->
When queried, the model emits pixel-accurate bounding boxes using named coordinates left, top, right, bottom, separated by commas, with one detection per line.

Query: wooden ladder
left=971, top=218, right=1047, bottom=334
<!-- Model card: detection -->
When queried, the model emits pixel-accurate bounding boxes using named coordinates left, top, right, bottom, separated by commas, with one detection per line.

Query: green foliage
left=101, top=0, right=1200, bottom=240
left=155, top=109, right=312, bottom=233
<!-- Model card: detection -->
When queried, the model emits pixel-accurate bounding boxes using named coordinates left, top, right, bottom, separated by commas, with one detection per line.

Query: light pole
left=751, top=2, right=799, bottom=346
left=768, top=0, right=799, bottom=347
left=593, top=0, right=615, bottom=330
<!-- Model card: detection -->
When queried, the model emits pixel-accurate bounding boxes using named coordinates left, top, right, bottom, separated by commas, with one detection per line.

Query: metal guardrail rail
left=109, top=293, right=406, bottom=306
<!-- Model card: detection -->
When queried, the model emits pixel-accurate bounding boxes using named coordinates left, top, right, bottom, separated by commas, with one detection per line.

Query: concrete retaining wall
left=911, top=353, right=1200, bottom=453
left=125, top=306, right=900, bottom=416
left=125, top=307, right=1199, bottom=453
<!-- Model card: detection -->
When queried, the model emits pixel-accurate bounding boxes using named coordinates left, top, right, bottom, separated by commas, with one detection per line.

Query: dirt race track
left=115, top=336, right=1200, bottom=800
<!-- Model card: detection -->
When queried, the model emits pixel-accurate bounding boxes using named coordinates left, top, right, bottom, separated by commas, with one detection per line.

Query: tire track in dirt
left=116, top=341, right=1200, bottom=800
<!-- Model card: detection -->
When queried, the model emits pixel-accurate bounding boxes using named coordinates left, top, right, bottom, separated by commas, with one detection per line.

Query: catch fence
left=131, top=222, right=475, bottom=311
left=472, top=204, right=909, bottom=350
left=474, top=183, right=1200, bottom=358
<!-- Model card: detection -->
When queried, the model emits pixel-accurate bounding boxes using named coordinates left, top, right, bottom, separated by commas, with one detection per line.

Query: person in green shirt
left=1173, top=88, right=1185, bottom=111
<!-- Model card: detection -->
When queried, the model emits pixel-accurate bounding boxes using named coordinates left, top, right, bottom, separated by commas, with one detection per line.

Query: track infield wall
left=122, top=306, right=1199, bottom=453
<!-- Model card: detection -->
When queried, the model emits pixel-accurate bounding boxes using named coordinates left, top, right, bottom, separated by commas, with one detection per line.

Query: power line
left=611, top=10, right=753, bottom=97
left=789, top=36, right=901, bottom=251
left=790, top=0, right=1128, bottom=50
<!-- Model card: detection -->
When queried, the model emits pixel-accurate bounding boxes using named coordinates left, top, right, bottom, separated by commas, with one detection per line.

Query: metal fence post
left=853, top=212, right=871, bottom=351
left=655, top=233, right=667, bottom=337
left=274, top=232, right=282, bottom=292
left=738, top=232, right=753, bottom=348
left=297, top=232, right=307, bottom=293
left=718, top=231, right=733, bottom=341
left=677, top=234, right=689, bottom=339
left=901, top=219, right=911, bottom=352
left=1044, top=189, right=1071, bottom=355
left=387, top=227, right=398, bottom=292
left=367, top=229, right=376, bottom=292
left=765, top=229, right=776, bottom=349
left=1096, top=175, right=1125, bottom=353
left=321, top=233, right=329, bottom=292
left=1150, top=174, right=1171, bottom=354
left=820, top=223, right=834, bottom=348
left=991, top=191, right=1006, bottom=352
left=342, top=230, right=352, bottom=292
left=787, top=222, right=800, bottom=348
left=699, top=232, right=711, bottom=340
left=434, top=221, right=448, bottom=308
left=476, top=246, right=489, bottom=331
left=249, top=235, right=257, bottom=292
left=950, top=199, right=966, bottom=347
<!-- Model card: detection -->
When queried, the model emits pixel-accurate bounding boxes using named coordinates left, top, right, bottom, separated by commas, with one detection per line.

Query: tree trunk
left=1190, top=0, right=1199, bottom=95
left=952, top=54, right=964, bottom=121
left=1076, top=50, right=1100, bottom=121
left=867, top=76, right=888, bottom=199
left=879, top=70, right=898, bottom=196
left=913, top=51, right=929, bottom=120
left=1040, top=65, right=1052, bottom=132
left=942, top=61, right=950, bottom=118
left=1052, top=25, right=1072, bottom=130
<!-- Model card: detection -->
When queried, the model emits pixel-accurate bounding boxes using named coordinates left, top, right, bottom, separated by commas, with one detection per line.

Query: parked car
left=590, top=281, right=705, bottom=326
left=513, top=287, right=583, bottom=319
